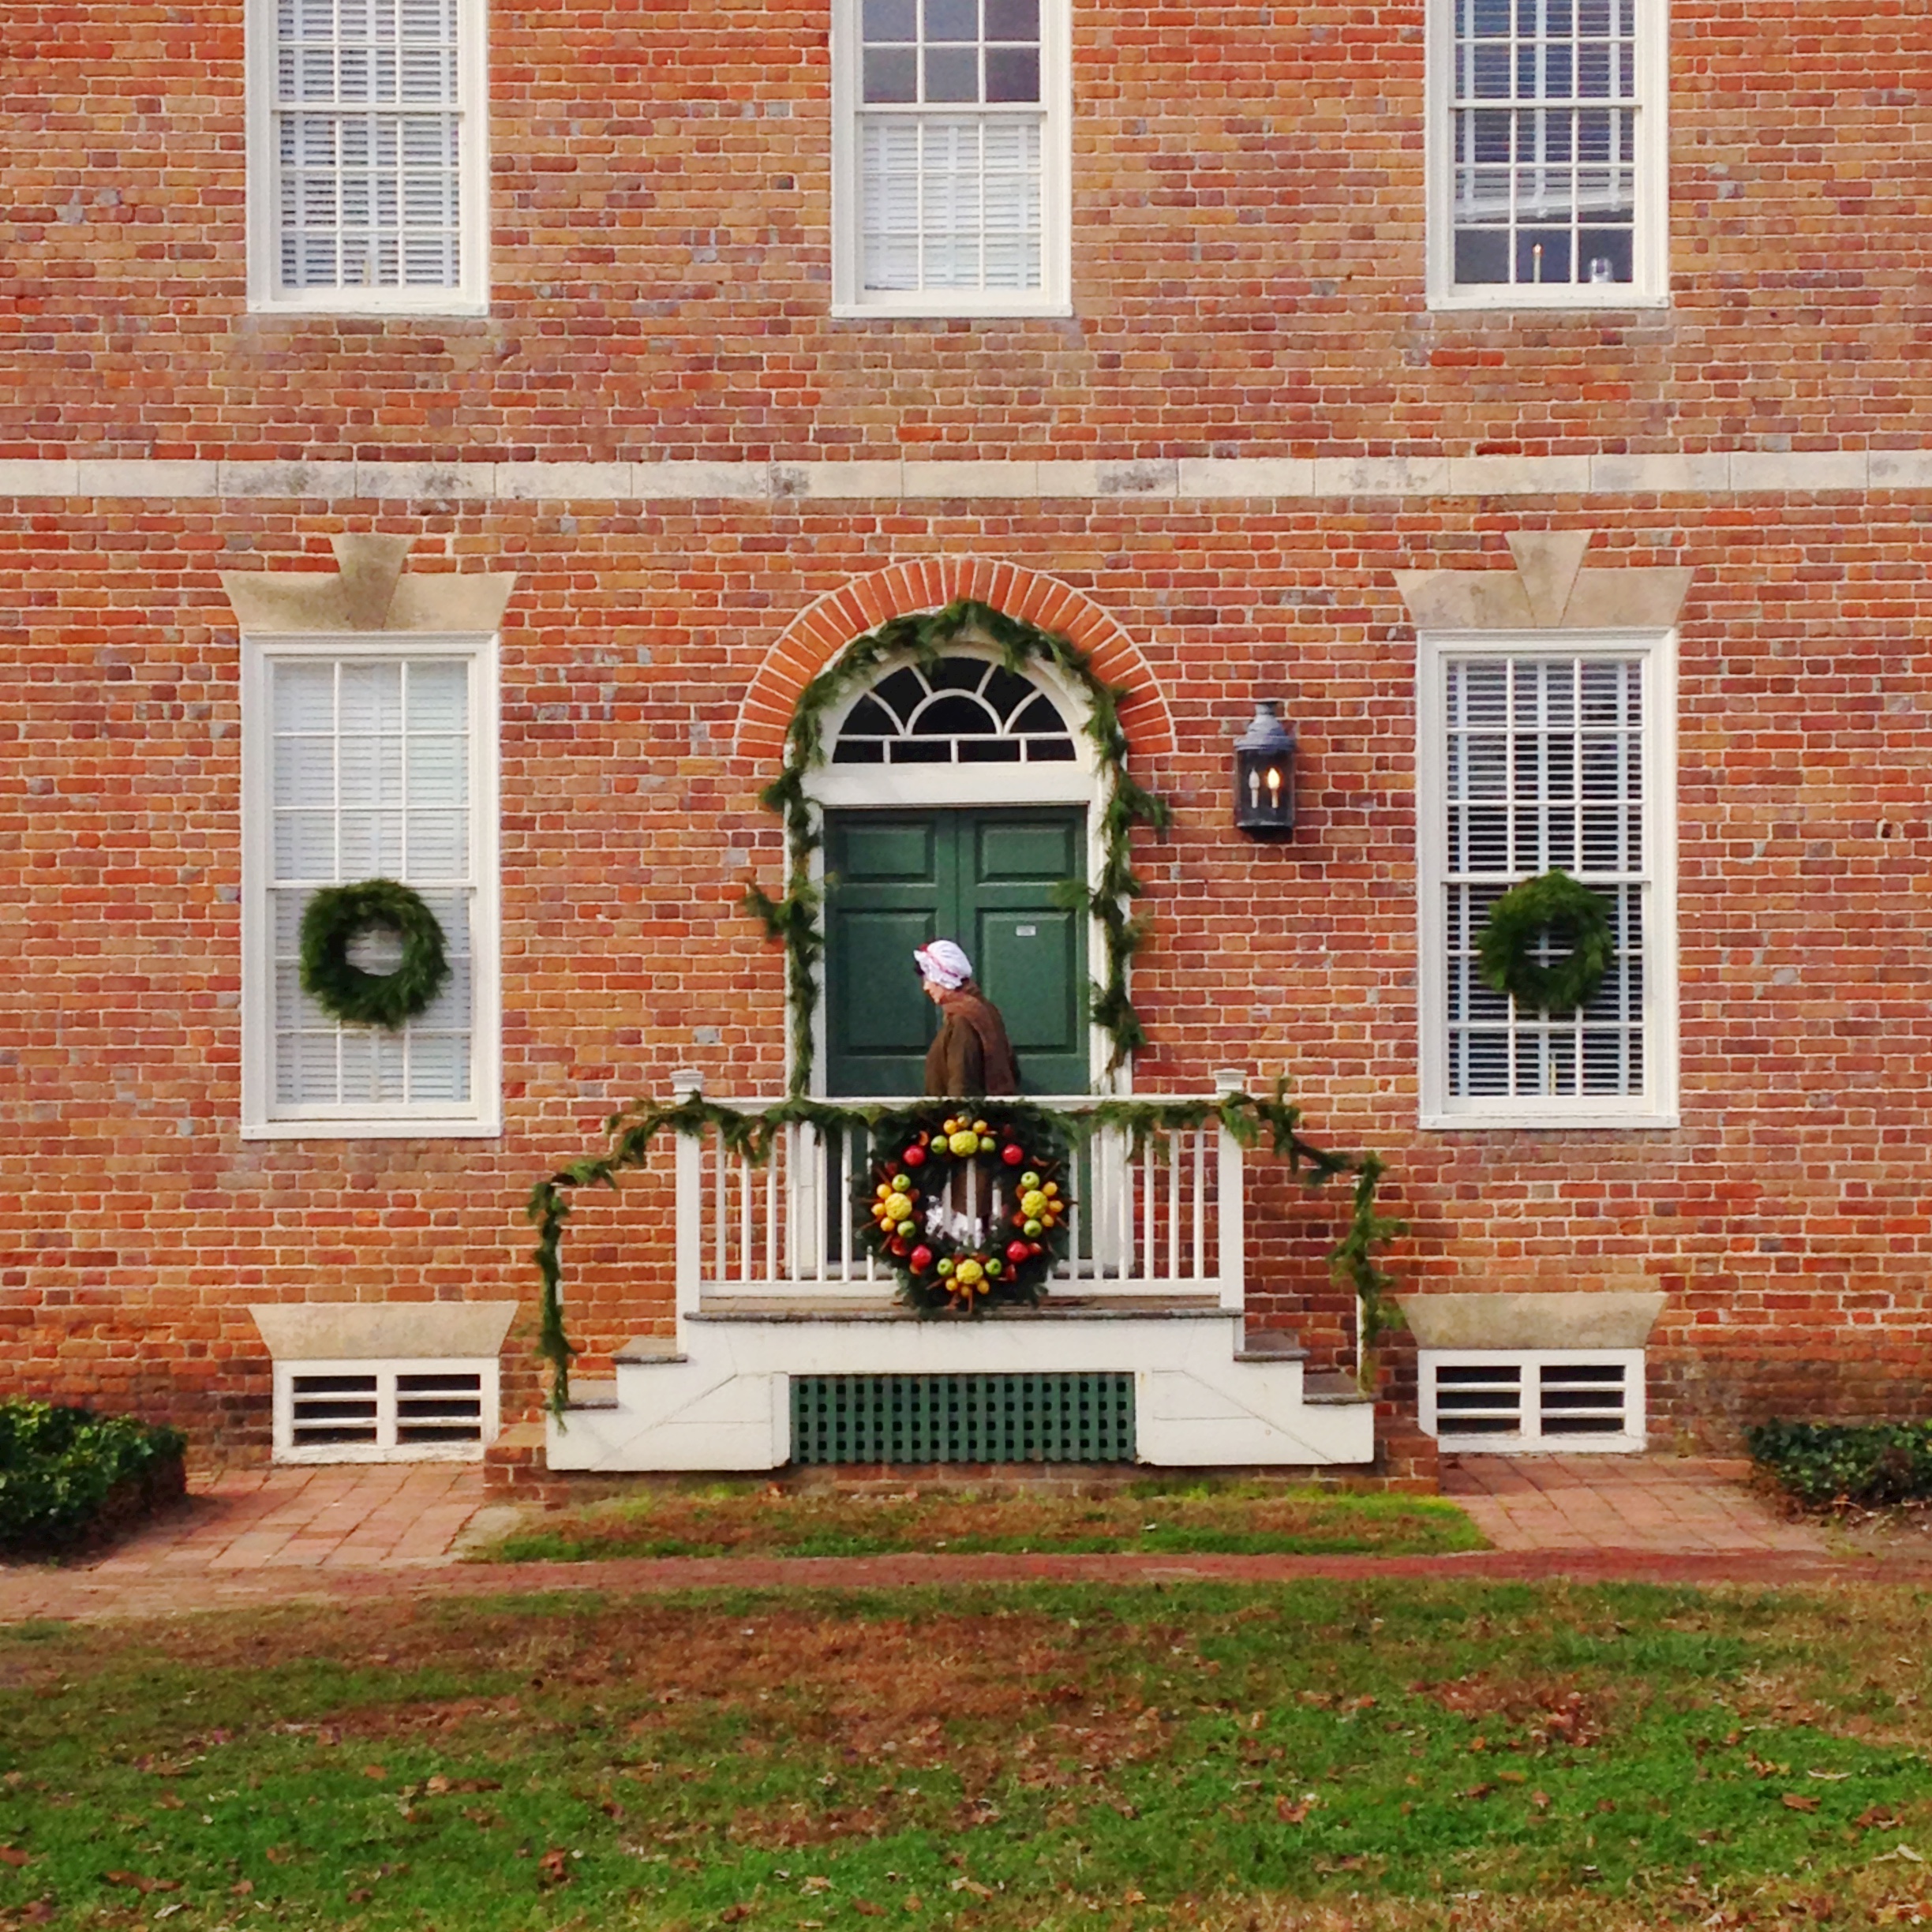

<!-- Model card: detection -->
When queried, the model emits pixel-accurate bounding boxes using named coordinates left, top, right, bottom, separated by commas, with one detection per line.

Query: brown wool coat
left=923, top=986, right=1022, bottom=1097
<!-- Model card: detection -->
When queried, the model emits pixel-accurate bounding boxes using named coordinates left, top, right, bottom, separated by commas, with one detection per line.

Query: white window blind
left=838, top=0, right=1065, bottom=312
left=264, top=654, right=477, bottom=1118
left=259, top=0, right=481, bottom=304
left=1420, top=634, right=1676, bottom=1129
left=1443, top=655, right=1645, bottom=1100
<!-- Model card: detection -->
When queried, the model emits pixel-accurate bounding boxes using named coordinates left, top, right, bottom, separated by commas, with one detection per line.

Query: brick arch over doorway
left=733, top=560, right=1177, bottom=764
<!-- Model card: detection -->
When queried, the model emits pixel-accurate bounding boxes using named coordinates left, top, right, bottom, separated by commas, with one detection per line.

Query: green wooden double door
left=824, top=808, right=1089, bottom=1097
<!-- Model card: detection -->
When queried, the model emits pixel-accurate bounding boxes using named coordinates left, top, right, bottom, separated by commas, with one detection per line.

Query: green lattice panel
left=790, top=1373, right=1136, bottom=1466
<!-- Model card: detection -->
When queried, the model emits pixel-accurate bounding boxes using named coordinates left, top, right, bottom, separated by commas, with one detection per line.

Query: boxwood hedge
left=0, top=1400, right=188, bottom=1553
left=1747, top=1417, right=1932, bottom=1511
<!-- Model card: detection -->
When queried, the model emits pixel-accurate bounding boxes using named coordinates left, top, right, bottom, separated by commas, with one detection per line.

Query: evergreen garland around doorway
left=743, top=599, right=1173, bottom=1092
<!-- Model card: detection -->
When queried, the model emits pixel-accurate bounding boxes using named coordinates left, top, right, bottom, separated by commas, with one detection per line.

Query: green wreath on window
left=298, top=879, right=450, bottom=1031
left=1476, top=868, right=1617, bottom=1013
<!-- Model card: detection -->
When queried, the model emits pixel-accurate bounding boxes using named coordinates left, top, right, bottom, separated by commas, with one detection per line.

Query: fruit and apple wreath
left=858, top=1102, right=1074, bottom=1312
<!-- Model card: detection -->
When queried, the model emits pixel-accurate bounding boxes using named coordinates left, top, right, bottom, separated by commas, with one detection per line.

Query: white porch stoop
left=545, top=1087, right=1375, bottom=1473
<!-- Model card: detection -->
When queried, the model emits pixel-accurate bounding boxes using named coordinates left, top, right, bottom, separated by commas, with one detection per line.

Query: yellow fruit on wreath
left=948, top=1129, right=979, bottom=1155
left=1020, top=1189, right=1047, bottom=1218
left=955, top=1257, right=986, bottom=1286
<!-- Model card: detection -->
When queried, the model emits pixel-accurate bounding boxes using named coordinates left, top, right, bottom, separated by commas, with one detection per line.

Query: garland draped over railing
left=526, top=1087, right=1403, bottom=1414
left=741, top=599, right=1173, bottom=1093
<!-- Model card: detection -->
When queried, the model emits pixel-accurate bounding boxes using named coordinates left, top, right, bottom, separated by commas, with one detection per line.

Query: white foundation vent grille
left=1420, top=1348, right=1645, bottom=1453
left=274, top=1356, right=499, bottom=1462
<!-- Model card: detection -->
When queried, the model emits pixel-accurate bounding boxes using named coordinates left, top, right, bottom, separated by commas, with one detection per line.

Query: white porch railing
left=673, top=1095, right=1245, bottom=1316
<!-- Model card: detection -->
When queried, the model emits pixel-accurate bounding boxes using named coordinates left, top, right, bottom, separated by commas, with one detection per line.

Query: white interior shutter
left=1443, top=654, right=1646, bottom=1102
left=274, top=0, right=462, bottom=291
left=268, top=656, right=474, bottom=1114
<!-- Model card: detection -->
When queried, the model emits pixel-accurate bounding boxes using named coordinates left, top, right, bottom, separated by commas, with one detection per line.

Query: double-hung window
left=247, top=0, right=489, bottom=314
left=242, top=637, right=500, bottom=1137
left=833, top=0, right=1071, bottom=316
left=1417, top=633, right=1678, bottom=1128
left=1427, top=0, right=1666, bottom=306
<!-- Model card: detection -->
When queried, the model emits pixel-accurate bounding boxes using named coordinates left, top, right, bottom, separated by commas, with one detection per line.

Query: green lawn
left=5, top=1579, right=1932, bottom=1930
left=481, top=1478, right=1485, bottom=1563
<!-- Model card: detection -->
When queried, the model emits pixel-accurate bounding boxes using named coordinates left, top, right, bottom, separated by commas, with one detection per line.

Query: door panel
left=837, top=819, right=937, bottom=882
left=976, top=820, right=1077, bottom=879
left=834, top=911, right=937, bottom=1052
left=975, top=909, right=1080, bottom=1060
left=825, top=807, right=1088, bottom=1096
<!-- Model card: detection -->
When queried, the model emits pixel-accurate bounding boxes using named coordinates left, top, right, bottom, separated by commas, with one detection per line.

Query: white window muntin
left=246, top=0, right=489, bottom=315
left=1417, top=630, right=1678, bottom=1129
left=832, top=0, right=1072, bottom=317
left=1426, top=0, right=1668, bottom=309
left=242, top=634, right=501, bottom=1138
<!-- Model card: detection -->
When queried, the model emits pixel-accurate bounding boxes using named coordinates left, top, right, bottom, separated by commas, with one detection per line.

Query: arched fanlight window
left=831, top=655, right=1077, bottom=765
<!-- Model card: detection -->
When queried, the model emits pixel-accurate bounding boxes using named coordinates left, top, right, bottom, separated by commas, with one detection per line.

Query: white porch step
left=547, top=1305, right=1373, bottom=1473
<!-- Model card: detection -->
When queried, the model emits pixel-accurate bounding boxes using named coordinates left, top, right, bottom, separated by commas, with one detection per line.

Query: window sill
left=831, top=299, right=1074, bottom=320
left=246, top=294, right=491, bottom=320
left=242, top=1114, right=503, bottom=1140
left=1425, top=288, right=1670, bottom=314
left=1421, top=1107, right=1680, bottom=1133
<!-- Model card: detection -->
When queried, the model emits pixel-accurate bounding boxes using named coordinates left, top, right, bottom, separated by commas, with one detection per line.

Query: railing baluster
left=738, top=1148, right=752, bottom=1283
left=766, top=1134, right=779, bottom=1284
left=860, top=1123, right=877, bottom=1282
left=1166, top=1126, right=1180, bottom=1285
left=1140, top=1141, right=1154, bottom=1282
left=712, top=1129, right=725, bottom=1289
left=1192, top=1126, right=1206, bottom=1281
left=784, top=1123, right=798, bottom=1282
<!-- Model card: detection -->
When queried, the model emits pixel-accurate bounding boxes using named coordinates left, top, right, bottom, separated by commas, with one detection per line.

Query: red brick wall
left=5, top=2, right=1931, bottom=1454
left=6, top=500, right=1932, bottom=1454
left=4, top=1, right=1931, bottom=462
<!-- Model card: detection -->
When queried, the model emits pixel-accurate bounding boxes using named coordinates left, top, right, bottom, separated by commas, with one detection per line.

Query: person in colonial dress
left=914, top=940, right=1021, bottom=1098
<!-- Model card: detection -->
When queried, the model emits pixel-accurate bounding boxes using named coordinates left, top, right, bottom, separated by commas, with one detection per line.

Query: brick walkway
left=1439, top=1452, right=1833, bottom=1556
left=0, top=1452, right=1879, bottom=1626
left=0, top=1462, right=507, bottom=1623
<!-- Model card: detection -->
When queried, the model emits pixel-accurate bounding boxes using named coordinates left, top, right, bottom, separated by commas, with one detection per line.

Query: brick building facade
left=5, top=0, right=1930, bottom=1464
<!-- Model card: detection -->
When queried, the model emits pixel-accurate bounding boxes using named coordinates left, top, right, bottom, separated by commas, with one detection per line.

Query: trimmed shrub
left=1747, top=1417, right=1932, bottom=1511
left=0, top=1401, right=188, bottom=1554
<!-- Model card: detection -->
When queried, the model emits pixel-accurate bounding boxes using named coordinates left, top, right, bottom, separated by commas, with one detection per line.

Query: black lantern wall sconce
left=1233, top=700, right=1297, bottom=837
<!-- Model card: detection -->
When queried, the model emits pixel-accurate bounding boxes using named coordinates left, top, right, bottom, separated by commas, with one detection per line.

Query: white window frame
left=240, top=632, right=502, bottom=1139
left=830, top=0, right=1073, bottom=319
left=1425, top=0, right=1668, bottom=310
left=1417, top=628, right=1679, bottom=1130
left=245, top=0, right=490, bottom=316
left=802, top=642, right=1115, bottom=1096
